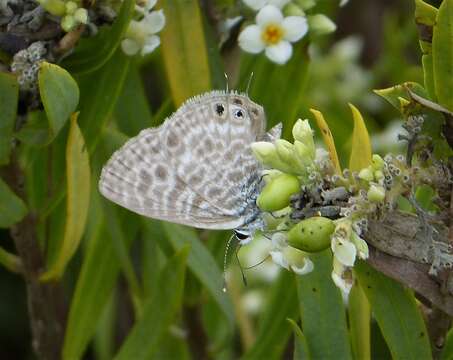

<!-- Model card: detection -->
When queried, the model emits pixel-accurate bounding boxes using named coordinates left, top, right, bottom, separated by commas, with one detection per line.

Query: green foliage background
left=0, top=0, right=452, bottom=359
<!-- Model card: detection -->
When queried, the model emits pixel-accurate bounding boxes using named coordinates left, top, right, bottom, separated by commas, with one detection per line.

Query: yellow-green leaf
left=348, top=104, right=372, bottom=171
left=348, top=280, right=371, bottom=360
left=17, top=62, right=79, bottom=146
left=310, top=108, right=341, bottom=174
left=0, top=177, right=27, bottom=228
left=0, top=72, right=19, bottom=165
left=40, top=113, right=90, bottom=281
left=160, top=0, right=211, bottom=106
left=415, top=0, right=438, bottom=27
left=432, top=0, right=453, bottom=111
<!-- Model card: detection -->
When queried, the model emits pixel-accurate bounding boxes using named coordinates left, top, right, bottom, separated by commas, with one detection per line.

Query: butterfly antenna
left=224, top=72, right=229, bottom=93
left=222, top=232, right=236, bottom=292
left=235, top=244, right=248, bottom=287
left=244, top=254, right=271, bottom=270
left=246, top=72, right=254, bottom=95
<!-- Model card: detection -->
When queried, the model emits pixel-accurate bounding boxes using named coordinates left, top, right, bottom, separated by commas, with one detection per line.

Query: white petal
left=145, top=0, right=157, bottom=9
left=243, top=0, right=267, bottom=11
left=238, top=25, right=265, bottom=54
left=265, top=40, right=292, bottom=64
left=269, top=250, right=289, bottom=270
left=331, top=271, right=353, bottom=295
left=144, top=9, right=166, bottom=34
left=141, top=35, right=160, bottom=55
left=256, top=5, right=283, bottom=27
left=121, top=38, right=140, bottom=56
left=332, top=239, right=357, bottom=267
left=268, top=0, right=290, bottom=8
left=291, top=257, right=314, bottom=275
left=282, top=16, right=308, bottom=42
left=271, top=232, right=287, bottom=249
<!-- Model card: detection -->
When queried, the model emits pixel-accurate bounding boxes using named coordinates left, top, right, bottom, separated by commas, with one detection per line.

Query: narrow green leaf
left=348, top=104, right=371, bottom=171
left=62, top=0, right=134, bottom=75
left=77, top=49, right=131, bottom=153
left=441, top=327, right=453, bottom=360
left=422, top=54, right=436, bottom=100
left=432, top=0, right=453, bottom=111
left=0, top=177, right=27, bottom=228
left=161, top=223, right=235, bottom=334
left=16, top=62, right=79, bottom=146
left=415, top=0, right=437, bottom=26
left=287, top=319, right=311, bottom=360
left=355, top=261, right=432, bottom=360
left=41, top=113, right=90, bottom=281
left=373, top=82, right=427, bottom=111
left=296, top=251, right=352, bottom=360
left=63, top=192, right=139, bottom=360
left=0, top=72, right=18, bottom=165
left=348, top=281, right=371, bottom=360
left=243, top=271, right=299, bottom=360
left=160, top=0, right=211, bottom=105
left=115, top=246, right=189, bottom=360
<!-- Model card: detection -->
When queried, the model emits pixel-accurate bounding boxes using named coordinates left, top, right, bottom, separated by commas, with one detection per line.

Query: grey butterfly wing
left=99, top=90, right=271, bottom=230
left=99, top=127, right=245, bottom=229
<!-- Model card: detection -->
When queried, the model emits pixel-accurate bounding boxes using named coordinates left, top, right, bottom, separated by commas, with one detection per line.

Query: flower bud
left=367, top=184, right=385, bottom=203
left=292, top=119, right=315, bottom=154
left=295, top=0, right=315, bottom=10
left=288, top=217, right=335, bottom=252
left=74, top=8, right=88, bottom=24
left=307, top=14, right=336, bottom=36
left=257, top=174, right=300, bottom=212
left=38, top=0, right=66, bottom=16
left=275, top=139, right=295, bottom=165
left=371, top=154, right=385, bottom=170
left=65, top=1, right=78, bottom=14
left=358, top=167, right=374, bottom=182
left=283, top=3, right=305, bottom=17
left=251, top=142, right=292, bottom=173
left=374, top=170, right=384, bottom=181
left=61, top=15, right=76, bottom=32
left=294, top=140, right=314, bottom=167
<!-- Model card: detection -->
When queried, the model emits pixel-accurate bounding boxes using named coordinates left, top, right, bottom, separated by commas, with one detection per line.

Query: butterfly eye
left=215, top=104, right=225, bottom=115
left=234, top=109, right=244, bottom=118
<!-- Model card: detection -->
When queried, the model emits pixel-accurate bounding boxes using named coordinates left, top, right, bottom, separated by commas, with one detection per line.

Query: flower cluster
left=238, top=0, right=336, bottom=64
left=37, top=0, right=88, bottom=32
left=121, top=0, right=165, bottom=56
left=250, top=119, right=431, bottom=295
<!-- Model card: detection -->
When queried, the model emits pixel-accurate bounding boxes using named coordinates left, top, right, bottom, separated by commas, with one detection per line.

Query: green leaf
left=40, top=113, right=90, bottom=281
left=243, top=271, right=299, bottom=360
left=287, top=319, right=311, bottom=360
left=62, top=0, right=134, bottom=75
left=415, top=0, right=438, bottom=27
left=296, top=251, right=352, bottom=360
left=114, top=246, right=189, bottom=360
left=441, top=327, right=453, bottom=360
left=355, top=261, right=432, bottom=360
left=0, top=177, right=27, bottom=228
left=17, top=63, right=79, bottom=146
left=63, top=192, right=139, bottom=360
left=77, top=50, right=131, bottom=153
left=0, top=72, right=19, bottom=165
left=0, top=246, right=22, bottom=273
left=422, top=54, right=436, bottom=100
left=238, top=42, right=310, bottom=138
left=348, top=104, right=372, bottom=171
left=432, top=0, right=453, bottom=111
left=373, top=82, right=427, bottom=111
left=161, top=223, right=235, bottom=336
left=348, top=281, right=371, bottom=360
left=160, top=0, right=211, bottom=106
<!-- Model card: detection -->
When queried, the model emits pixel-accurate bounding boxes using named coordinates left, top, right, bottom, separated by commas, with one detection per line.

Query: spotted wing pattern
left=99, top=90, right=270, bottom=230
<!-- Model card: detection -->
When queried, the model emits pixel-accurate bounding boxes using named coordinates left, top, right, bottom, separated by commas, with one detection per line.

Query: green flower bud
left=275, top=139, right=295, bottom=164
left=74, top=8, right=88, bottom=24
left=367, top=184, right=385, bottom=202
left=371, top=154, right=385, bottom=170
left=288, top=217, right=335, bottom=252
left=251, top=142, right=292, bottom=173
left=358, top=167, right=374, bottom=182
left=257, top=174, right=300, bottom=212
left=65, top=1, right=78, bottom=14
left=374, top=170, right=384, bottom=181
left=38, top=0, right=66, bottom=16
left=61, top=15, right=76, bottom=32
left=307, top=14, right=336, bottom=36
left=295, top=0, right=315, bottom=10
left=294, top=140, right=314, bottom=166
left=292, top=119, right=314, bottom=155
left=283, top=3, right=305, bottom=17
left=262, top=169, right=283, bottom=183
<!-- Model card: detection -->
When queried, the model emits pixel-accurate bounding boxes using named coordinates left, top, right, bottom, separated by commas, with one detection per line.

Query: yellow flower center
left=262, top=24, right=284, bottom=45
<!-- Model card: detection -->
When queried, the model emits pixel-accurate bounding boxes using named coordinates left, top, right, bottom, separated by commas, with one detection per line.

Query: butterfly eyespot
left=234, top=109, right=244, bottom=118
left=251, top=108, right=259, bottom=116
left=215, top=104, right=225, bottom=115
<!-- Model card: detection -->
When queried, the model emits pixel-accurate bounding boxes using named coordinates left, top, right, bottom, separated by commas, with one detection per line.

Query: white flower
left=238, top=5, right=308, bottom=65
left=332, top=258, right=353, bottom=296
left=121, top=6, right=165, bottom=56
left=331, top=236, right=356, bottom=267
left=243, top=0, right=290, bottom=11
left=269, top=233, right=314, bottom=275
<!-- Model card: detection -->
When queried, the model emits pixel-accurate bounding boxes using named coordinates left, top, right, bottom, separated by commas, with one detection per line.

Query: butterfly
left=99, top=90, right=281, bottom=242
